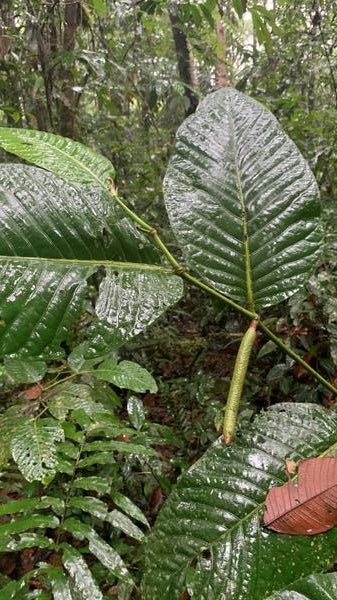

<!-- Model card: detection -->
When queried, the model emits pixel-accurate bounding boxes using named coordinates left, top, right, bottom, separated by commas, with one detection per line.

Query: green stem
left=181, top=271, right=257, bottom=320
left=259, top=321, right=337, bottom=396
left=111, top=193, right=258, bottom=321
left=110, top=192, right=337, bottom=397
left=223, top=321, right=257, bottom=445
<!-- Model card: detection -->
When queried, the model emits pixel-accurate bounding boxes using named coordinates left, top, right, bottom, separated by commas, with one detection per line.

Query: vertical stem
left=223, top=320, right=257, bottom=445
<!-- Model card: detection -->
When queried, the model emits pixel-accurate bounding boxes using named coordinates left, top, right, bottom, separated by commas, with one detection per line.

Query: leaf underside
left=263, top=457, right=337, bottom=535
left=0, top=165, right=183, bottom=358
left=141, top=404, right=337, bottom=600
left=164, top=88, right=322, bottom=310
left=0, top=127, right=115, bottom=187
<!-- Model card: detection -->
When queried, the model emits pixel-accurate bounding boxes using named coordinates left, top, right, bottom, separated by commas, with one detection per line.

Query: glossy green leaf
left=68, top=497, right=108, bottom=520
left=87, top=269, right=183, bottom=355
left=62, top=545, right=103, bottom=600
left=63, top=520, right=133, bottom=584
left=48, top=568, right=73, bottom=600
left=87, top=530, right=133, bottom=584
left=164, top=88, right=322, bottom=310
left=84, top=439, right=157, bottom=457
left=72, top=476, right=111, bottom=494
left=0, top=127, right=114, bottom=187
left=0, top=406, right=27, bottom=465
left=266, top=572, right=337, bottom=599
left=0, top=533, right=54, bottom=552
left=111, top=491, right=150, bottom=527
left=106, top=509, right=145, bottom=541
left=0, top=514, right=59, bottom=537
left=0, top=164, right=182, bottom=359
left=4, top=357, right=46, bottom=383
left=142, top=404, right=337, bottom=600
left=11, top=418, right=65, bottom=482
left=0, top=496, right=63, bottom=516
left=127, top=396, right=146, bottom=430
left=94, top=359, right=157, bottom=393
left=78, top=452, right=115, bottom=468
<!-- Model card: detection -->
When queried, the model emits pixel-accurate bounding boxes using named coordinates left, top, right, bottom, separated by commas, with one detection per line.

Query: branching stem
left=110, top=192, right=337, bottom=398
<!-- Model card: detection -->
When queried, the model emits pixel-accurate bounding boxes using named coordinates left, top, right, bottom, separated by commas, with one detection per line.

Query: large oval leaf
left=164, top=88, right=322, bottom=310
left=266, top=572, right=337, bottom=600
left=141, top=404, right=337, bottom=600
left=0, top=128, right=114, bottom=187
left=0, top=165, right=183, bottom=358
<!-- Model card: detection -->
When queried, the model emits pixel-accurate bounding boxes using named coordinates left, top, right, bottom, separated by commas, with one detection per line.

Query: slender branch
left=112, top=194, right=258, bottom=320
left=181, top=271, right=257, bottom=320
left=111, top=192, right=337, bottom=397
left=259, top=321, right=337, bottom=396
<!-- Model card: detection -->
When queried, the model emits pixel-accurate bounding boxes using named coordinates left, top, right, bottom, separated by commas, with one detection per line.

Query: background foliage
left=1, top=0, right=337, bottom=598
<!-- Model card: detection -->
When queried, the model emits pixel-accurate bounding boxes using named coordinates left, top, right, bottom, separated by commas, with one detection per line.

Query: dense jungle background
left=1, top=1, right=337, bottom=598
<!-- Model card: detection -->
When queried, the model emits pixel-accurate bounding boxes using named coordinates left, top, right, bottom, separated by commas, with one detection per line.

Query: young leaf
left=263, top=457, right=337, bottom=535
left=141, top=404, right=337, bottom=600
left=94, top=359, right=157, bottom=393
left=78, top=452, right=116, bottom=468
left=164, top=88, right=322, bottom=310
left=0, top=127, right=114, bottom=187
left=11, top=418, right=64, bottom=482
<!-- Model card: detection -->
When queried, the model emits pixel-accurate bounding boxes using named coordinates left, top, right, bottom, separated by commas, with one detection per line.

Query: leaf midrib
left=264, top=459, right=337, bottom=527
left=0, top=255, right=172, bottom=272
left=13, top=135, right=109, bottom=188
left=228, top=108, right=255, bottom=312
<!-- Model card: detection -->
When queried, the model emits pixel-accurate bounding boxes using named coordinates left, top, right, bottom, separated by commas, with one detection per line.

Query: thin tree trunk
left=58, top=0, right=81, bottom=137
left=215, top=16, right=229, bottom=88
left=169, top=9, right=198, bottom=116
left=0, top=1, right=23, bottom=126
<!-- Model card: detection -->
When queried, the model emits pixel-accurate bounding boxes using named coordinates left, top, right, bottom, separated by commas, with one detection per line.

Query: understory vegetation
left=1, top=2, right=337, bottom=599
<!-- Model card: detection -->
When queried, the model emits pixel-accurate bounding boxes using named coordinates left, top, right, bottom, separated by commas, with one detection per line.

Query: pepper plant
left=0, top=88, right=337, bottom=599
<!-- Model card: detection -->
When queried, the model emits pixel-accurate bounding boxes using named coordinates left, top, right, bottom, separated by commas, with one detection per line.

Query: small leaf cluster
left=0, top=353, right=159, bottom=599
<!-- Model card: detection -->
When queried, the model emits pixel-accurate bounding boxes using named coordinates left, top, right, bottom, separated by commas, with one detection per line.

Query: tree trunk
left=58, top=0, right=81, bottom=138
left=169, top=10, right=198, bottom=116
left=215, top=17, right=229, bottom=88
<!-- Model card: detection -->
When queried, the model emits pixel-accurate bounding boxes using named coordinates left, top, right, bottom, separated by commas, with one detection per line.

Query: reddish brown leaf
left=25, top=384, right=43, bottom=401
left=263, top=457, right=337, bottom=535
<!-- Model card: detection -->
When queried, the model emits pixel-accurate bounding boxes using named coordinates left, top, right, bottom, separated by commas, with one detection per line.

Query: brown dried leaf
left=24, top=383, right=43, bottom=401
left=263, top=457, right=337, bottom=535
